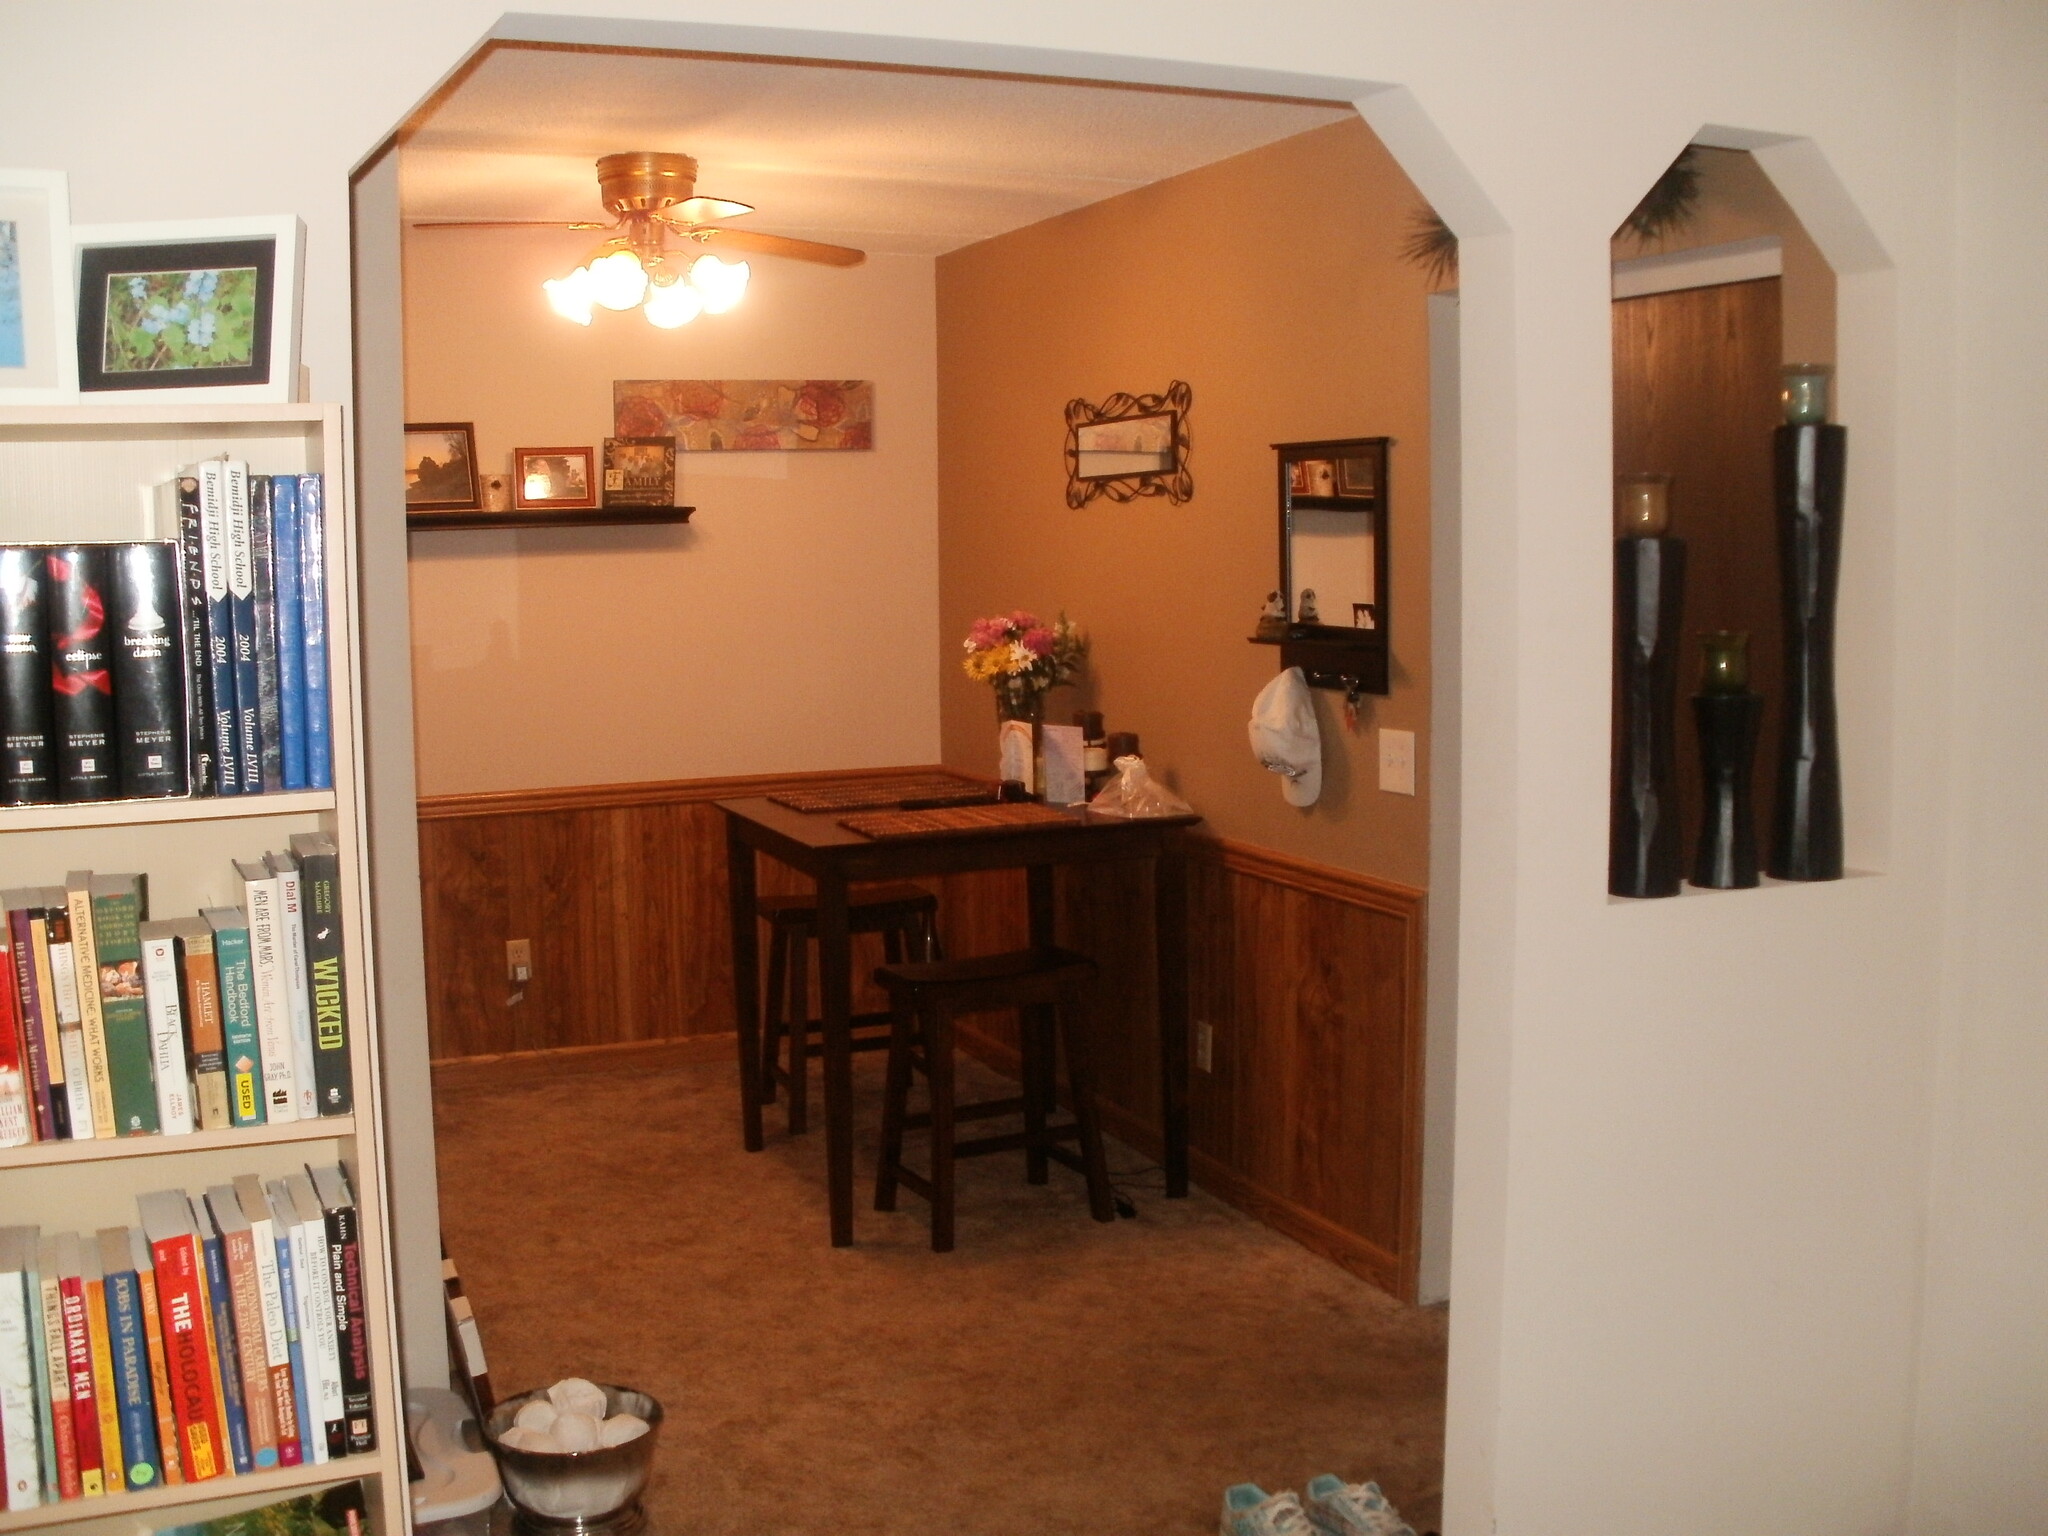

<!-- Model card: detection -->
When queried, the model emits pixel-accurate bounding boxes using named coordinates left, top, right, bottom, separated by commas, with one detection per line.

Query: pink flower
left=1007, top=609, right=1040, bottom=632
left=1020, top=626, right=1055, bottom=656
left=968, top=617, right=1008, bottom=649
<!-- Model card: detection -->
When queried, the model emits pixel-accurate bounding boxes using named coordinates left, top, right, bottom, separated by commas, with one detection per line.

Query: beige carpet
left=432, top=1042, right=1447, bottom=1535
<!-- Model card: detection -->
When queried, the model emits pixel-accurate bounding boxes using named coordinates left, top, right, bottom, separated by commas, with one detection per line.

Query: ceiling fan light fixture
left=643, top=276, right=704, bottom=329
left=588, top=249, right=649, bottom=311
left=542, top=267, right=595, bottom=325
left=689, top=253, right=750, bottom=314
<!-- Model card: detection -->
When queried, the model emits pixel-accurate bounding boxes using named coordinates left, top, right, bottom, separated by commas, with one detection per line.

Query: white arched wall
left=2, top=6, right=2037, bottom=1533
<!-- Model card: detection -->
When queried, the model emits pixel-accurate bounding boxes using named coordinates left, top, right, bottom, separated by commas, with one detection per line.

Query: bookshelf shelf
left=0, top=402, right=408, bottom=1536
left=0, top=1113, right=354, bottom=1171
left=0, top=1451, right=387, bottom=1532
left=0, top=789, right=336, bottom=834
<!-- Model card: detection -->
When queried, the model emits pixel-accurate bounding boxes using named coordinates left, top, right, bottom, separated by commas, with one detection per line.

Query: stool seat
left=873, top=946, right=1113, bottom=1251
left=752, top=882, right=940, bottom=1137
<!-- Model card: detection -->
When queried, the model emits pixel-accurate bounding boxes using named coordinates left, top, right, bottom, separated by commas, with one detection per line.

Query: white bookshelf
left=0, top=405, right=409, bottom=1536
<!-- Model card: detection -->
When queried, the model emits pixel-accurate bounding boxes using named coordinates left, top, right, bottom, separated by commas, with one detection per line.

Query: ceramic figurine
left=1298, top=587, right=1319, bottom=624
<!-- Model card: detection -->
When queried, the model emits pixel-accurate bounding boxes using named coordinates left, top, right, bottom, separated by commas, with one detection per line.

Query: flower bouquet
left=961, top=610, right=1087, bottom=723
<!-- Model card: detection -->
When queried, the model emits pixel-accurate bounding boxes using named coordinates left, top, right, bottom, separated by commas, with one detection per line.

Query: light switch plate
left=1378, top=729, right=1417, bottom=795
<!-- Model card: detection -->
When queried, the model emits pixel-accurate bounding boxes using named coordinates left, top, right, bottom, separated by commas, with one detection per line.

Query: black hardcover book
left=289, top=830, right=352, bottom=1115
left=45, top=544, right=118, bottom=801
left=248, top=474, right=284, bottom=792
left=109, top=541, right=189, bottom=798
left=157, top=475, right=215, bottom=796
left=0, top=547, right=57, bottom=804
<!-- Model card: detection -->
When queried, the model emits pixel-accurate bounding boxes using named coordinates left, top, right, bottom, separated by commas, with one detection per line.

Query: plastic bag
left=1087, top=754, right=1193, bottom=818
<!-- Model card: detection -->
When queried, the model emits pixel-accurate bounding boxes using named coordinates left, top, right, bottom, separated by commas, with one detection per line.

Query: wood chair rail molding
left=416, top=769, right=1427, bottom=1298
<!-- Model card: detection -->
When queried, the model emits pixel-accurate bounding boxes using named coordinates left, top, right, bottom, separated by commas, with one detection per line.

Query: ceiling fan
left=412, top=151, right=866, bottom=327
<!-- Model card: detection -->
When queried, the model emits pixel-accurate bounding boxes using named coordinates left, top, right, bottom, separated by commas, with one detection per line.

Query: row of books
left=0, top=836, right=353, bottom=1149
left=0, top=1165, right=375, bottom=1511
left=0, top=460, right=331, bottom=806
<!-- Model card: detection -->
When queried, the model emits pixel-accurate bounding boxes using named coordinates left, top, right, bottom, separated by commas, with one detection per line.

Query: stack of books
left=0, top=461, right=331, bottom=806
left=0, top=836, right=353, bottom=1148
left=0, top=1167, right=375, bottom=1510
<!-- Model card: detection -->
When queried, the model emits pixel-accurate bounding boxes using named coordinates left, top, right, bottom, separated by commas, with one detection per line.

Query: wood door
left=1613, top=277, right=1783, bottom=870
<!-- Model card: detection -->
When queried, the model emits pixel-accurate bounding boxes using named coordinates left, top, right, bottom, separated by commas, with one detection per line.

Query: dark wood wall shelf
left=1248, top=629, right=1390, bottom=696
left=407, top=505, right=695, bottom=531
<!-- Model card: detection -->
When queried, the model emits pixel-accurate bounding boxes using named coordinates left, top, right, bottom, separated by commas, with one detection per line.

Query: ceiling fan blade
left=409, top=219, right=612, bottom=231
left=693, top=227, right=867, bottom=267
left=663, top=196, right=754, bottom=225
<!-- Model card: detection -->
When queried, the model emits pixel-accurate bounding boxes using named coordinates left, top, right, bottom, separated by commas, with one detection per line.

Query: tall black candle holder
left=1610, top=531, right=1687, bottom=898
left=1768, top=400, right=1847, bottom=881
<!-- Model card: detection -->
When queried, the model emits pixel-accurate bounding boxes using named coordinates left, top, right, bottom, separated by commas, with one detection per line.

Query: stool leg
left=874, top=998, right=914, bottom=1213
left=1020, top=1002, right=1053, bottom=1185
left=929, top=1003, right=957, bottom=1253
left=786, top=931, right=811, bottom=1135
left=1056, top=985, right=1116, bottom=1224
left=760, top=926, right=789, bottom=1106
left=882, top=925, right=905, bottom=965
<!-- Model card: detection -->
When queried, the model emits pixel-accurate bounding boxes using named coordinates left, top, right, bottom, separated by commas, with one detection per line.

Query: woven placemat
left=771, top=776, right=989, bottom=814
left=838, top=802, right=1075, bottom=840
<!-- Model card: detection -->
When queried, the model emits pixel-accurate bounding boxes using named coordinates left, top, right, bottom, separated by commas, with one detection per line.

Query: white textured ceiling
left=400, top=47, right=1353, bottom=256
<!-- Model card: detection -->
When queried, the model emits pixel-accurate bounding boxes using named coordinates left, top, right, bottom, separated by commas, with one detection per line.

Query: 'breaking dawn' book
left=108, top=542, right=189, bottom=799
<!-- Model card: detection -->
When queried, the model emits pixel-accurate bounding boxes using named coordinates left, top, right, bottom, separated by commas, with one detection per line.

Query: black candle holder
left=1768, top=420, right=1846, bottom=880
left=1692, top=689, right=1763, bottom=889
left=1610, top=535, right=1687, bottom=897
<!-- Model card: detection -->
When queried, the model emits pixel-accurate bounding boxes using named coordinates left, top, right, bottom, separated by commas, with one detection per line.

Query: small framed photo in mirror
left=1336, top=455, right=1377, bottom=498
left=1075, top=411, right=1176, bottom=479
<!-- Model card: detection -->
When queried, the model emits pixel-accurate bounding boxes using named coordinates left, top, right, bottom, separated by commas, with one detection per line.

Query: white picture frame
left=69, top=214, right=303, bottom=403
left=0, top=169, right=79, bottom=402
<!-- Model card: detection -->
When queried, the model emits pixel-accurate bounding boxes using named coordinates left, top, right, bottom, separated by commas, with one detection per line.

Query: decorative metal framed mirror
left=1063, top=379, right=1192, bottom=507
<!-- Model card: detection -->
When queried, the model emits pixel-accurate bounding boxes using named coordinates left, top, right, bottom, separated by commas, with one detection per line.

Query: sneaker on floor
left=1222, top=1483, right=1316, bottom=1536
left=1302, top=1475, right=1417, bottom=1536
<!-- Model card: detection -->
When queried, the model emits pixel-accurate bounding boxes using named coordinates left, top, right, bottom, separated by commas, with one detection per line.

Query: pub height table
left=719, top=781, right=1200, bottom=1246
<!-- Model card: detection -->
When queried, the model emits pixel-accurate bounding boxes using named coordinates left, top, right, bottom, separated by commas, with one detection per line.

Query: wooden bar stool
left=872, top=946, right=1115, bottom=1251
left=756, top=881, right=939, bottom=1135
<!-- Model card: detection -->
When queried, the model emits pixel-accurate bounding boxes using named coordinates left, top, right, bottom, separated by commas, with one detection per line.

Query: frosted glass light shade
left=542, top=268, right=595, bottom=325
left=643, top=278, right=703, bottom=329
left=688, top=254, right=750, bottom=313
left=589, top=250, right=649, bottom=311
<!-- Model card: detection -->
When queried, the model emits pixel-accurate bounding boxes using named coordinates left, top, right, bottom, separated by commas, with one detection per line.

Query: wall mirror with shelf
left=1252, top=435, right=1390, bottom=696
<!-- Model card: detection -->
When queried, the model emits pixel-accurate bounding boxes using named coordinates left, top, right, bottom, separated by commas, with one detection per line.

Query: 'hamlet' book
left=110, top=542, right=190, bottom=799
left=0, top=547, right=56, bottom=804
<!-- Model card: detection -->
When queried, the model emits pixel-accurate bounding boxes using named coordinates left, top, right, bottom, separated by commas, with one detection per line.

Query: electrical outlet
left=1195, top=1021, right=1214, bottom=1073
left=506, top=938, right=532, bottom=984
left=1378, top=728, right=1417, bottom=795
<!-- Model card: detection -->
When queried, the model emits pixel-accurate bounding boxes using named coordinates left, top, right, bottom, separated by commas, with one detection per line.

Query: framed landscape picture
left=514, top=446, right=596, bottom=510
left=0, top=169, right=77, bottom=402
left=70, top=215, right=302, bottom=402
left=404, top=422, right=480, bottom=512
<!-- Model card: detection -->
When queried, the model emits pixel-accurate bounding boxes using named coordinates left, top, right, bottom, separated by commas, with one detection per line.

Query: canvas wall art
left=613, top=379, right=874, bottom=451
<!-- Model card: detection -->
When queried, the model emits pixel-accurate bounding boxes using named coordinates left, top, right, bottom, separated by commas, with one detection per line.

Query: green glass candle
left=1781, top=363, right=1833, bottom=425
left=1699, top=630, right=1751, bottom=695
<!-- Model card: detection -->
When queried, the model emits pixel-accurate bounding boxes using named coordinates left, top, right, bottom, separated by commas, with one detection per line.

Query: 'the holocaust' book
left=154, top=475, right=215, bottom=796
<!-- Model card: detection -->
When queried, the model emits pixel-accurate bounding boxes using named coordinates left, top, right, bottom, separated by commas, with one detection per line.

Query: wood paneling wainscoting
left=418, top=769, right=1427, bottom=1297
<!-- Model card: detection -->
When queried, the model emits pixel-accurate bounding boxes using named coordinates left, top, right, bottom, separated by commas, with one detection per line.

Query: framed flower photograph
left=71, top=215, right=302, bottom=402
left=0, top=169, right=78, bottom=403
left=404, top=422, right=480, bottom=511
left=514, top=446, right=596, bottom=510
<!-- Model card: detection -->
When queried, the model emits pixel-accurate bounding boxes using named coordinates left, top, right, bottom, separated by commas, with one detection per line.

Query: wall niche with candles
left=1607, top=142, right=1841, bottom=897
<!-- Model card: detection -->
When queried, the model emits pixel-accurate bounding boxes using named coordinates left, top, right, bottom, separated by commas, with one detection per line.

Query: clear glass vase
left=993, top=682, right=1045, bottom=796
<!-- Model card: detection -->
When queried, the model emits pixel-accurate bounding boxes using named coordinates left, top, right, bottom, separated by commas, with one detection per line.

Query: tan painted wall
left=402, top=225, right=939, bottom=796
left=936, top=118, right=1434, bottom=888
left=1614, top=146, right=1838, bottom=364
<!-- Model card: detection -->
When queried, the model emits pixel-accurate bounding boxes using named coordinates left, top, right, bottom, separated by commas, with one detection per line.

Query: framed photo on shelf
left=514, top=445, right=596, bottom=510
left=404, top=421, right=480, bottom=512
left=603, top=435, right=676, bottom=507
left=70, top=214, right=303, bottom=402
left=0, top=168, right=78, bottom=402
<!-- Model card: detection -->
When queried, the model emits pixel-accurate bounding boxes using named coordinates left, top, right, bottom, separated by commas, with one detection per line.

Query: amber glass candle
left=1616, top=473, right=1672, bottom=537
